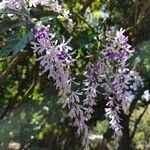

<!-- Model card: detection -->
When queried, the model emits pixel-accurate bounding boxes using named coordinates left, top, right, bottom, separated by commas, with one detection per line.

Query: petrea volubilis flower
left=31, top=25, right=92, bottom=150
left=28, top=0, right=49, bottom=7
left=2, top=0, right=24, bottom=10
left=31, top=23, right=141, bottom=149
left=57, top=51, right=68, bottom=61
left=83, top=29, right=141, bottom=139
left=99, top=29, right=133, bottom=137
left=32, top=26, right=50, bottom=39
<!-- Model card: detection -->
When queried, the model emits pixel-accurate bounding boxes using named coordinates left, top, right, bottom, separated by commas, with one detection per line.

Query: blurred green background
left=0, top=0, right=150, bottom=149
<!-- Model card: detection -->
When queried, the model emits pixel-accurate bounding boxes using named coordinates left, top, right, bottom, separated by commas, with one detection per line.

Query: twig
left=134, top=0, right=139, bottom=24
left=0, top=63, right=39, bottom=119
left=0, top=51, right=29, bottom=85
left=130, top=104, right=149, bottom=141
left=0, top=51, right=25, bottom=61
left=79, top=0, right=95, bottom=15
left=136, top=0, right=150, bottom=27
left=73, top=12, right=96, bottom=33
left=125, top=0, right=150, bottom=33
left=15, top=65, right=39, bottom=108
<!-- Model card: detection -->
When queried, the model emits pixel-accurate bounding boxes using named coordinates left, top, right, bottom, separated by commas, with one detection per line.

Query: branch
left=129, top=88, right=147, bottom=116
left=79, top=0, right=95, bottom=15
left=0, top=55, right=16, bottom=61
left=136, top=0, right=150, bottom=27
left=125, top=0, right=150, bottom=33
left=73, top=12, right=96, bottom=33
left=134, top=0, right=139, bottom=24
left=0, top=63, right=39, bottom=120
left=15, top=64, right=39, bottom=108
left=0, top=51, right=29, bottom=85
left=130, top=104, right=149, bottom=141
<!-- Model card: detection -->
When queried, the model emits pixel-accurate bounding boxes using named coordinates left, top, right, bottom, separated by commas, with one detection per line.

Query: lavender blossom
left=84, top=63, right=100, bottom=79
left=105, top=100, right=123, bottom=139
left=31, top=25, right=140, bottom=149
left=50, top=1, right=61, bottom=13
left=31, top=25, right=90, bottom=150
left=32, top=26, right=50, bottom=40
left=28, top=0, right=49, bottom=7
left=83, top=29, right=137, bottom=140
left=31, top=25, right=72, bottom=93
left=57, top=51, right=68, bottom=61
left=83, top=81, right=97, bottom=120
left=101, top=29, right=135, bottom=138
left=3, top=0, right=24, bottom=10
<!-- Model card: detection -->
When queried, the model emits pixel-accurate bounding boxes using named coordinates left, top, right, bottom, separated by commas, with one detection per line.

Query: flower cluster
left=2, top=0, right=24, bottom=10
left=31, top=25, right=143, bottom=149
left=30, top=22, right=141, bottom=149
left=66, top=91, right=90, bottom=149
left=50, top=1, right=61, bottom=13
left=105, top=97, right=122, bottom=138
left=31, top=26, right=72, bottom=93
left=103, top=29, right=133, bottom=65
left=31, top=25, right=91, bottom=150
left=100, top=29, right=134, bottom=137
left=30, top=25, right=143, bottom=149
left=83, top=29, right=141, bottom=139
left=83, top=63, right=99, bottom=120
left=85, top=63, right=99, bottom=79
left=28, top=0, right=49, bottom=7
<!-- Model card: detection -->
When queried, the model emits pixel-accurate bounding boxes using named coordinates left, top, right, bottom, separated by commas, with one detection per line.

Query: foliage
left=0, top=0, right=150, bottom=150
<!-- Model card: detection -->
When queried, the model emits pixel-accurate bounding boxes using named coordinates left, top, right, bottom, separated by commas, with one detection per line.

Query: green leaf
left=13, top=31, right=33, bottom=54
left=0, top=19, right=23, bottom=36
left=0, top=31, right=33, bottom=57
left=0, top=33, right=20, bottom=57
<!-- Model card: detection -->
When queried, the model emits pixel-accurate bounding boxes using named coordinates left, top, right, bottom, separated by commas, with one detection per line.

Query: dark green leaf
left=0, top=31, right=33, bottom=57
left=0, top=33, right=20, bottom=57
left=12, top=31, right=33, bottom=54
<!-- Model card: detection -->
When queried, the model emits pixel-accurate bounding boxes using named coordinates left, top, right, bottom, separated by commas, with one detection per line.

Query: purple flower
left=31, top=26, right=138, bottom=149
left=85, top=67, right=92, bottom=76
left=32, top=25, right=92, bottom=150
left=32, top=26, right=49, bottom=39
left=4, top=0, right=24, bottom=10
left=85, top=63, right=99, bottom=78
left=97, top=29, right=135, bottom=139
left=105, top=51, right=118, bottom=59
left=57, top=51, right=68, bottom=61
left=92, top=63, right=99, bottom=72
left=105, top=50, right=125, bottom=61
left=117, top=51, right=124, bottom=60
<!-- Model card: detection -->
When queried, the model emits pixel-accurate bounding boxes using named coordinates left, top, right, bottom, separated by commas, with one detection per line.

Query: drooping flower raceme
left=31, top=26, right=142, bottom=148
left=94, top=29, right=133, bottom=138
left=1, top=0, right=88, bottom=148
left=83, top=63, right=100, bottom=120
left=31, top=25, right=73, bottom=97
left=31, top=25, right=92, bottom=150
left=83, top=29, right=142, bottom=139
left=97, top=29, right=136, bottom=138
